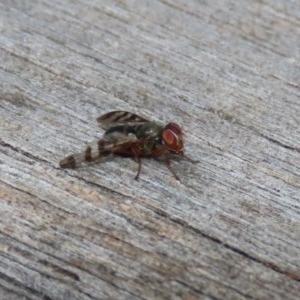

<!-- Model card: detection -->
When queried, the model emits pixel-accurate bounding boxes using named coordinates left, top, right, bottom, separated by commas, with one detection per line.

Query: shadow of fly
left=59, top=111, right=197, bottom=181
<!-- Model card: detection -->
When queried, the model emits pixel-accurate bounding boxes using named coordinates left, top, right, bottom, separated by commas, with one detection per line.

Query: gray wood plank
left=0, top=0, right=300, bottom=299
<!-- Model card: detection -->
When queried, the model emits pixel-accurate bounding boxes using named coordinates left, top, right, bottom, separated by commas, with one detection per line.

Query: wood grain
left=0, top=0, right=300, bottom=299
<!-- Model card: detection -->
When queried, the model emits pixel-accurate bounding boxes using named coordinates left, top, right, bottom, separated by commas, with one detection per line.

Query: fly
left=59, top=111, right=197, bottom=181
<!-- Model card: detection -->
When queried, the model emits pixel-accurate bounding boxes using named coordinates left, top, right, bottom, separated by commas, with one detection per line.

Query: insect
left=59, top=111, right=197, bottom=181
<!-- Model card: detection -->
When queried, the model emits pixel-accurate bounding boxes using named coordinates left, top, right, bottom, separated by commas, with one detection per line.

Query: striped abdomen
left=59, top=139, right=113, bottom=169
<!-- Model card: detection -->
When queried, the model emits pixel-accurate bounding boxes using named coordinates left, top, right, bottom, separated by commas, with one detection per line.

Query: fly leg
left=164, top=153, right=180, bottom=181
left=131, top=149, right=142, bottom=180
left=134, top=156, right=142, bottom=181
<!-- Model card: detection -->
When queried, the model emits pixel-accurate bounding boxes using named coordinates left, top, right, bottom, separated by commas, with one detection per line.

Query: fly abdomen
left=59, top=155, right=77, bottom=168
left=59, top=139, right=113, bottom=168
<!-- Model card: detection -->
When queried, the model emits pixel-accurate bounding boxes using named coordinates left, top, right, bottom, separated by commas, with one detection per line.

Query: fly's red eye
left=162, top=129, right=177, bottom=147
left=162, top=129, right=184, bottom=152
left=165, top=122, right=183, bottom=136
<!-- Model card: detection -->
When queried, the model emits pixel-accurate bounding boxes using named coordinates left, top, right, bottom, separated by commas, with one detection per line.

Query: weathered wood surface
left=0, top=0, right=300, bottom=299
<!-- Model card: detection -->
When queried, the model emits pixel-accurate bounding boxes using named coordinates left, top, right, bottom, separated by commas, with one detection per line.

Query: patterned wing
left=97, top=111, right=149, bottom=130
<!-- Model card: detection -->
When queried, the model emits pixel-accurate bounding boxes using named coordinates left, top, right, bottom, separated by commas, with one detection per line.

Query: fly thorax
left=136, top=122, right=163, bottom=141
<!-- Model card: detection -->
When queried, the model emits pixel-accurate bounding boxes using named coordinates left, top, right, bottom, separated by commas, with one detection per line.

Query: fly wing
left=97, top=111, right=149, bottom=130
